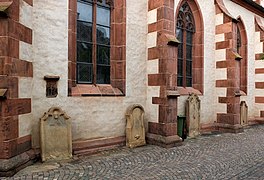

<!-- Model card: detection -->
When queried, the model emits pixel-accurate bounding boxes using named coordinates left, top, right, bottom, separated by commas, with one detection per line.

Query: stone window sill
left=177, top=87, right=202, bottom=96
left=71, top=84, right=125, bottom=97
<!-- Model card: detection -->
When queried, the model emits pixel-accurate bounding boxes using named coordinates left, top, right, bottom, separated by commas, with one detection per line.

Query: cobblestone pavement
left=3, top=125, right=264, bottom=180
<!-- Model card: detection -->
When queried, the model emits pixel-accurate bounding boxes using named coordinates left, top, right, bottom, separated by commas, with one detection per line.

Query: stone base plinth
left=146, top=133, right=183, bottom=148
left=0, top=149, right=39, bottom=177
left=215, top=123, right=244, bottom=133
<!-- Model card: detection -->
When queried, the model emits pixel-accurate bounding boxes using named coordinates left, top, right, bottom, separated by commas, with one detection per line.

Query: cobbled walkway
left=3, top=125, right=264, bottom=180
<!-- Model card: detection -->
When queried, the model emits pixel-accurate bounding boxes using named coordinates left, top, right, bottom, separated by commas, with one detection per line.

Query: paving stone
left=1, top=125, right=264, bottom=179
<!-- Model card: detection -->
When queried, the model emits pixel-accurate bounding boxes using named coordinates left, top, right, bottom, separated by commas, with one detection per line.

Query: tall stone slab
left=240, top=101, right=248, bottom=125
left=126, top=105, right=146, bottom=148
left=40, top=107, right=72, bottom=162
left=186, top=93, right=201, bottom=138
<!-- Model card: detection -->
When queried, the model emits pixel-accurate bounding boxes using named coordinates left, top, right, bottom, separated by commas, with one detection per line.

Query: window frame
left=175, top=0, right=204, bottom=95
left=176, top=2, right=195, bottom=88
left=68, top=0, right=126, bottom=96
left=76, top=0, right=111, bottom=84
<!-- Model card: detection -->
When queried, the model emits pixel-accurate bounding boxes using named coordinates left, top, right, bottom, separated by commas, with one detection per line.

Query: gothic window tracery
left=176, top=2, right=195, bottom=87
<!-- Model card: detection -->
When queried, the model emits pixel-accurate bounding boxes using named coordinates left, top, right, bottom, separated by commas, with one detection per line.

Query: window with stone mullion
left=76, top=0, right=111, bottom=84
left=176, top=2, right=195, bottom=88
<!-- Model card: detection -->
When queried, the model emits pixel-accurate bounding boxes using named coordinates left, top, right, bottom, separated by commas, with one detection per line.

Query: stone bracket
left=164, top=34, right=180, bottom=46
left=0, top=1, right=12, bottom=12
left=0, top=88, right=7, bottom=100
left=167, top=90, right=180, bottom=98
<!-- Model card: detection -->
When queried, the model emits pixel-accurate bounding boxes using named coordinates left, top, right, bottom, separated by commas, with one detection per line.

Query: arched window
left=236, top=19, right=247, bottom=94
left=237, top=26, right=241, bottom=54
left=176, top=2, right=195, bottom=87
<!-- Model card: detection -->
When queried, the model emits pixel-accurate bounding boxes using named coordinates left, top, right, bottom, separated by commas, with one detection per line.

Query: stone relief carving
left=40, top=107, right=72, bottom=162
left=126, top=104, right=146, bottom=148
left=240, top=101, right=248, bottom=126
left=186, top=93, right=200, bottom=138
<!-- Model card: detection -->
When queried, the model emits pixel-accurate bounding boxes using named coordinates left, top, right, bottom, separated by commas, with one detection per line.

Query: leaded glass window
left=77, top=0, right=111, bottom=84
left=176, top=2, right=195, bottom=87
left=237, top=26, right=241, bottom=54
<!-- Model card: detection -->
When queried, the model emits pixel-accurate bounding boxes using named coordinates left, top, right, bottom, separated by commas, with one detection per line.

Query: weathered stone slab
left=186, top=93, right=200, bottom=138
left=240, top=101, right=248, bottom=125
left=40, top=107, right=72, bottom=162
left=126, top=104, right=146, bottom=148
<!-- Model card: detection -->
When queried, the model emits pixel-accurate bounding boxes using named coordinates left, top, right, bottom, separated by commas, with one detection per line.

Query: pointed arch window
left=176, top=2, right=195, bottom=87
left=237, top=26, right=241, bottom=54
left=236, top=20, right=247, bottom=94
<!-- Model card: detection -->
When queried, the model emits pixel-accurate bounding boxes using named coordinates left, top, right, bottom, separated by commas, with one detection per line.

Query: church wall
left=31, top=0, right=148, bottom=148
left=223, top=0, right=264, bottom=119
left=174, top=0, right=216, bottom=125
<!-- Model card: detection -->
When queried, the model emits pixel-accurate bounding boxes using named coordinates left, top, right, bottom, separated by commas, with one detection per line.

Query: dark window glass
left=77, top=42, right=92, bottom=63
left=77, top=21, right=92, bottom=42
left=77, top=63, right=93, bottom=83
left=97, top=45, right=110, bottom=65
left=96, top=65, right=110, bottom=84
left=176, top=2, right=195, bottom=87
left=237, top=27, right=241, bottom=54
left=77, top=0, right=111, bottom=84
left=96, top=26, right=110, bottom=45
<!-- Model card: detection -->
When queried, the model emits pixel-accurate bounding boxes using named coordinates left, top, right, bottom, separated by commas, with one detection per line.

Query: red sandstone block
left=0, top=116, right=18, bottom=141
left=255, top=68, right=264, bottom=74
left=0, top=19, right=8, bottom=36
left=255, top=97, right=264, bottom=103
left=216, top=80, right=228, bottom=87
left=157, top=6, right=174, bottom=21
left=148, top=74, right=168, bottom=86
left=148, top=0, right=163, bottom=11
left=255, top=82, right=264, bottom=89
left=0, top=76, right=18, bottom=98
left=1, top=98, right=31, bottom=117
left=216, top=40, right=231, bottom=50
left=216, top=22, right=232, bottom=34
left=260, top=111, right=264, bottom=117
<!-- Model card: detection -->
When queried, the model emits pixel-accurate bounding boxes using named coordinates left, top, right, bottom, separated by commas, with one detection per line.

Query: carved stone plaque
left=40, top=107, right=72, bottom=162
left=240, top=101, right=248, bottom=126
left=126, top=104, right=146, bottom=148
left=186, top=93, right=200, bottom=138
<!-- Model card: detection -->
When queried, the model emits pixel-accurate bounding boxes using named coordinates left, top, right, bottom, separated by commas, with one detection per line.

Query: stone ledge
left=0, top=149, right=39, bottom=177
left=73, top=136, right=126, bottom=156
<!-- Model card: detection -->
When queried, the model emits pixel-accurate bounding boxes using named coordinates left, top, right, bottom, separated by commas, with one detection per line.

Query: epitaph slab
left=186, top=93, right=201, bottom=138
left=40, top=107, right=72, bottom=162
left=126, top=104, right=146, bottom=148
left=240, top=101, right=248, bottom=126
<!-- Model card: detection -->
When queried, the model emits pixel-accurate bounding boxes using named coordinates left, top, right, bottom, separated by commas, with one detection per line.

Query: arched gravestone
left=40, top=107, right=72, bottom=162
left=126, top=104, right=146, bottom=148
left=186, top=93, right=201, bottom=138
left=240, top=101, right=248, bottom=125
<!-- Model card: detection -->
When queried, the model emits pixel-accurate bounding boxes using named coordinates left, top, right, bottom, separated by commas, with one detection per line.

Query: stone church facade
left=0, top=0, right=264, bottom=176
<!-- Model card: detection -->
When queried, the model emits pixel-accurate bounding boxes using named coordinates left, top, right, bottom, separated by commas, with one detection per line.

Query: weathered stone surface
left=0, top=150, right=39, bottom=177
left=40, top=107, right=72, bottom=162
left=126, top=104, right=146, bottom=148
left=186, top=93, right=201, bottom=138
left=240, top=101, right=248, bottom=125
